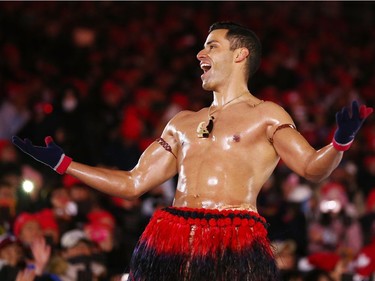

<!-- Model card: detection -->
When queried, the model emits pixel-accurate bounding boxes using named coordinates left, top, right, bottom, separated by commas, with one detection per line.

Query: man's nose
left=196, top=49, right=207, bottom=61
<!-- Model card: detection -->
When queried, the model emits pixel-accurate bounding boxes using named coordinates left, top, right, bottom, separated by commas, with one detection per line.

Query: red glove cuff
left=54, top=154, right=72, bottom=174
left=332, top=138, right=353, bottom=151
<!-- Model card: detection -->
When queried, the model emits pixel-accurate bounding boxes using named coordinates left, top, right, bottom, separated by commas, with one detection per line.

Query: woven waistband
left=161, top=206, right=268, bottom=229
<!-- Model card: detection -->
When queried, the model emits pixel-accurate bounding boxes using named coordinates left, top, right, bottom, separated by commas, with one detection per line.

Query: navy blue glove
left=12, top=136, right=72, bottom=174
left=333, top=100, right=373, bottom=151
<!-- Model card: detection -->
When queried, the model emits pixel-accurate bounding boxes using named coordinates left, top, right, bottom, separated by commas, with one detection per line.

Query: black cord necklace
left=197, top=93, right=248, bottom=138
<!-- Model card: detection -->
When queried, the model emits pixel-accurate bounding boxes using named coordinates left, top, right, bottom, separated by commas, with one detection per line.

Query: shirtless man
left=12, top=22, right=372, bottom=281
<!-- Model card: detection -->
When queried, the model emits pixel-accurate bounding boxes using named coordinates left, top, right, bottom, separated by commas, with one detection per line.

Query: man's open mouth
left=200, top=63, right=212, bottom=73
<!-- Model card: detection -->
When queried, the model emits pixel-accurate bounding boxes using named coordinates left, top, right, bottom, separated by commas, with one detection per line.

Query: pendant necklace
left=196, top=93, right=248, bottom=138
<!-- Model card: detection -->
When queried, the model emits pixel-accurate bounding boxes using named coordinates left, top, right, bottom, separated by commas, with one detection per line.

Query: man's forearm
left=66, top=161, right=139, bottom=199
left=304, top=143, right=344, bottom=183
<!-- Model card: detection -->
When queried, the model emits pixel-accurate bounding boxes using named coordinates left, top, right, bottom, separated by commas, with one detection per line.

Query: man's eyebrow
left=204, top=40, right=219, bottom=47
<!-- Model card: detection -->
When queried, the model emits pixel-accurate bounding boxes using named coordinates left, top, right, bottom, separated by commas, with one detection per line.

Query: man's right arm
left=66, top=131, right=178, bottom=199
left=13, top=121, right=179, bottom=199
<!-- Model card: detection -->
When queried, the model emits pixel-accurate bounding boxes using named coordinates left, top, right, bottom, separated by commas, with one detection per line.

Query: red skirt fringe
left=128, top=207, right=279, bottom=281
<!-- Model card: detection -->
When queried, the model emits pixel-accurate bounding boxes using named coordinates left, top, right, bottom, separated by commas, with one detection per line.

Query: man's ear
left=234, top=48, right=249, bottom=63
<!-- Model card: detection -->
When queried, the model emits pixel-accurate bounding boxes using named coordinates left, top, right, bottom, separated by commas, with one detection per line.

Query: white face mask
left=62, top=95, right=78, bottom=112
left=65, top=201, right=78, bottom=216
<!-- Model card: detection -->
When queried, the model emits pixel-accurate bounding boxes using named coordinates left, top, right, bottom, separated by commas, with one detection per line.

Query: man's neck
left=212, top=88, right=251, bottom=107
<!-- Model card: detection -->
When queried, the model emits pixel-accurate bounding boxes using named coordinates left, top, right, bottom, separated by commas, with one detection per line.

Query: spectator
left=299, top=252, right=351, bottom=281
left=0, top=233, right=55, bottom=281
left=0, top=86, right=31, bottom=140
left=273, top=239, right=301, bottom=280
left=58, top=229, right=106, bottom=281
left=308, top=182, right=363, bottom=256
left=0, top=234, right=24, bottom=280
left=13, top=212, right=43, bottom=247
left=48, top=186, right=77, bottom=236
left=354, top=238, right=375, bottom=281
left=35, top=209, right=60, bottom=247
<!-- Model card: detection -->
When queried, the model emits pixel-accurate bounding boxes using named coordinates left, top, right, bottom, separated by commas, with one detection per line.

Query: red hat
left=87, top=209, right=115, bottom=230
left=307, top=252, right=341, bottom=272
left=320, top=182, right=348, bottom=204
left=36, top=209, right=59, bottom=233
left=121, top=106, right=142, bottom=140
left=84, top=222, right=111, bottom=243
left=13, top=212, right=40, bottom=237
left=355, top=240, right=375, bottom=277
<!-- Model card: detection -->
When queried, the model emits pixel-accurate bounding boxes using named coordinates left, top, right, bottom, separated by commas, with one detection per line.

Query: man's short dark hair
left=209, top=21, right=262, bottom=80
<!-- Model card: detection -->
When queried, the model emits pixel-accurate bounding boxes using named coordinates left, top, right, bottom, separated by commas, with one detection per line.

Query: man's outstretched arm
left=13, top=129, right=179, bottom=199
left=66, top=136, right=178, bottom=199
left=272, top=100, right=373, bottom=182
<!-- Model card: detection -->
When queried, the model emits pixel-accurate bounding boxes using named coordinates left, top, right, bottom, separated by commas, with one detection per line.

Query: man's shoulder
left=174, top=109, right=197, bottom=118
left=258, top=100, right=283, bottom=110
left=170, top=108, right=206, bottom=122
left=164, top=109, right=205, bottom=133
left=257, top=100, right=291, bottom=118
left=259, top=101, right=295, bottom=130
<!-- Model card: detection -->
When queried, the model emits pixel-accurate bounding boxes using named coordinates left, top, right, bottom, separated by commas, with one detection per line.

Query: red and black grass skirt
left=128, top=207, right=279, bottom=281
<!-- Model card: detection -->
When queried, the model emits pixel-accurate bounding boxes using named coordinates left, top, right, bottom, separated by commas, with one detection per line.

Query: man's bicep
left=272, top=127, right=316, bottom=177
left=131, top=132, right=178, bottom=195
left=264, top=103, right=314, bottom=176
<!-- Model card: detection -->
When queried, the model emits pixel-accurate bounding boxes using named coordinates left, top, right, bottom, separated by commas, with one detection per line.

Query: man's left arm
left=271, top=100, right=373, bottom=182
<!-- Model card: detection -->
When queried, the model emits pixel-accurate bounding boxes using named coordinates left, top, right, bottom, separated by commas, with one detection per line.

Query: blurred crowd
left=0, top=2, right=374, bottom=281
